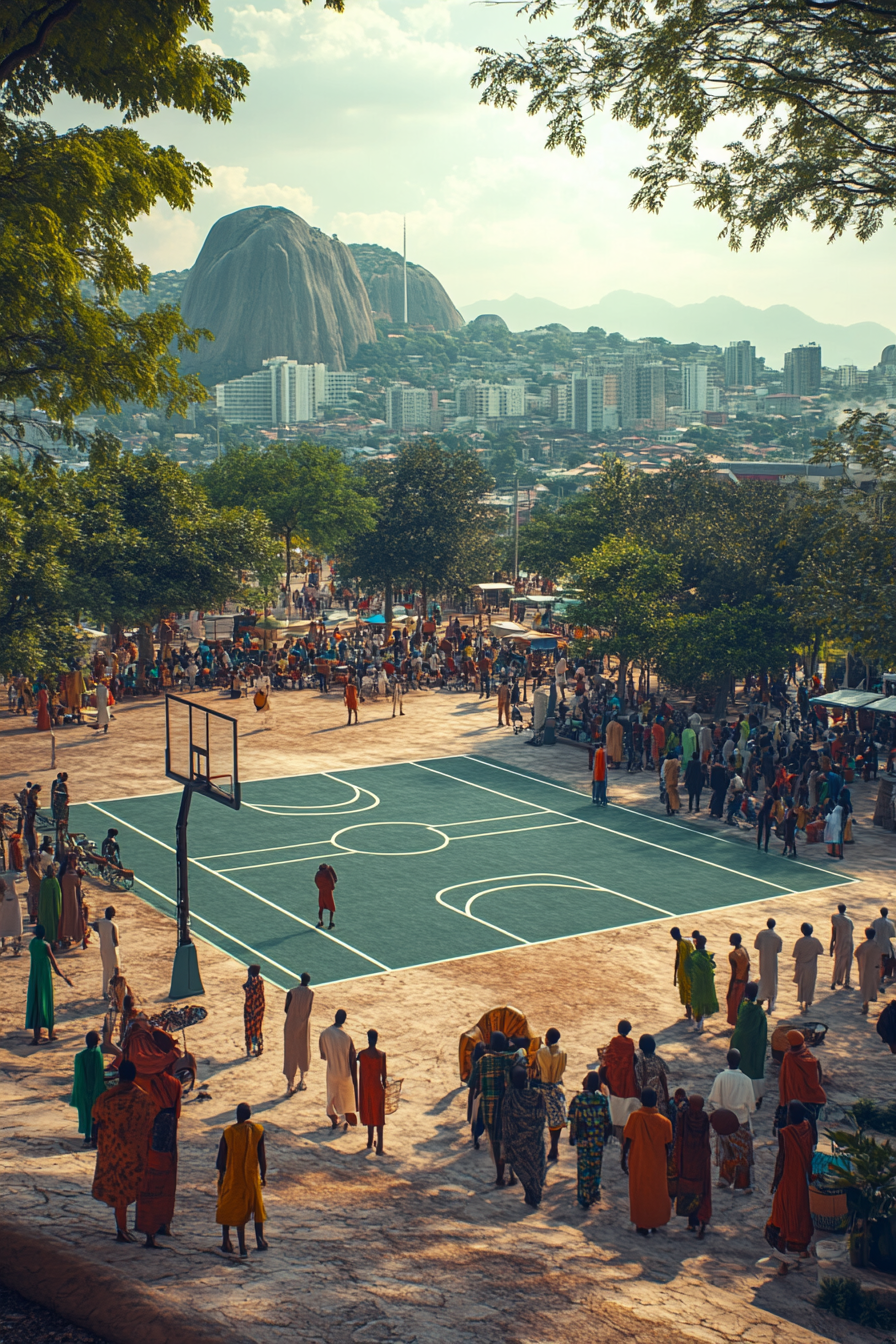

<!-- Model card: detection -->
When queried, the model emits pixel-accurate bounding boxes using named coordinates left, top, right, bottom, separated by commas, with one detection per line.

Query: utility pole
left=513, top=472, right=519, bottom=580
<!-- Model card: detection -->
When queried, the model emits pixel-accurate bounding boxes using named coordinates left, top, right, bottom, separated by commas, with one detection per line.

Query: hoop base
left=169, top=943, right=205, bottom=1000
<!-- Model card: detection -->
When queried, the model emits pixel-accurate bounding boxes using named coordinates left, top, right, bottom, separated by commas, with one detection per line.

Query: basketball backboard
left=165, top=695, right=240, bottom=809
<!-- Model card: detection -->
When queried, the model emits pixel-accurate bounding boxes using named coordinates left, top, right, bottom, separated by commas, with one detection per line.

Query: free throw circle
left=331, top=822, right=450, bottom=856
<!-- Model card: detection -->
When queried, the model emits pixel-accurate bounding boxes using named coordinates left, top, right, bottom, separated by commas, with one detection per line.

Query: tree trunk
left=713, top=679, right=729, bottom=720
left=420, top=582, right=427, bottom=646
left=384, top=577, right=393, bottom=641
left=284, top=528, right=292, bottom=611
left=616, top=656, right=627, bottom=702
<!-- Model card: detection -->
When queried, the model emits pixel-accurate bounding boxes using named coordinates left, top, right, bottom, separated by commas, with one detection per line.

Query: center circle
left=330, top=822, right=450, bottom=857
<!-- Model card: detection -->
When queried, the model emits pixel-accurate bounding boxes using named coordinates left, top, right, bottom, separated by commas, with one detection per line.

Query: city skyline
left=48, top=0, right=895, bottom=332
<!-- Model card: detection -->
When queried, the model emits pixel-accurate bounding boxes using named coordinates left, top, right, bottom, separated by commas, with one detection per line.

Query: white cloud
left=205, top=165, right=314, bottom=216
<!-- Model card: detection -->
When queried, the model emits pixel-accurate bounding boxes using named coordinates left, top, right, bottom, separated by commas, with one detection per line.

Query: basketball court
left=68, top=750, right=855, bottom=991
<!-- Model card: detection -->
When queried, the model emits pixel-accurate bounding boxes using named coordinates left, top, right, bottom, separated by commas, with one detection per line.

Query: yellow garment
left=536, top=1044, right=567, bottom=1083
left=676, top=938, right=694, bottom=1008
left=216, top=1121, right=266, bottom=1226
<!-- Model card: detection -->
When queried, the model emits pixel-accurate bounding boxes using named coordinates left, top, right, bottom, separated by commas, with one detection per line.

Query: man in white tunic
left=829, top=903, right=854, bottom=989
left=871, top=906, right=896, bottom=990
left=753, top=918, right=783, bottom=1013
left=319, top=1009, right=358, bottom=1129
left=93, top=905, right=120, bottom=998
left=708, top=1049, right=756, bottom=1193
left=253, top=670, right=273, bottom=730
left=792, top=921, right=825, bottom=1013
left=856, top=928, right=883, bottom=1015
left=283, top=972, right=314, bottom=1097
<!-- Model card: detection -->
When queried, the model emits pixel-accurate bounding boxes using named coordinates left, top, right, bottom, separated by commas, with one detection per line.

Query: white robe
left=283, top=985, right=314, bottom=1085
left=95, top=682, right=110, bottom=729
left=753, top=928, right=782, bottom=1003
left=792, top=934, right=825, bottom=1004
left=856, top=940, right=881, bottom=1002
left=319, top=1024, right=356, bottom=1117
left=708, top=1067, right=756, bottom=1128
left=830, top=913, right=854, bottom=985
left=0, top=881, right=23, bottom=938
left=871, top=916, right=895, bottom=960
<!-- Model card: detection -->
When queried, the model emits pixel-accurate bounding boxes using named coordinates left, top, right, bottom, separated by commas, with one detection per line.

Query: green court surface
left=69, top=755, right=854, bottom=990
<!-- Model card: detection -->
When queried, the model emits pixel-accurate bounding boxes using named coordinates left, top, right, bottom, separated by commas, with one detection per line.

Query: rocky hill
left=177, top=207, right=377, bottom=385
left=348, top=243, right=463, bottom=331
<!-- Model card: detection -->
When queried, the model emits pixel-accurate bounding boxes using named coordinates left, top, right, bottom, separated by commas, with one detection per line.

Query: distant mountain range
left=460, top=291, right=895, bottom=368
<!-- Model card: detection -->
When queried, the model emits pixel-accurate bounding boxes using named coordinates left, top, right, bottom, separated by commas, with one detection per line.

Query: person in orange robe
left=622, top=1088, right=674, bottom=1235
left=358, top=1027, right=388, bottom=1155
left=603, top=1021, right=639, bottom=1098
left=91, top=1060, right=156, bottom=1243
left=778, top=1030, right=826, bottom=1125
left=765, top=1101, right=815, bottom=1273
left=726, top=933, right=750, bottom=1025
left=344, top=679, right=359, bottom=726
left=36, top=686, right=52, bottom=731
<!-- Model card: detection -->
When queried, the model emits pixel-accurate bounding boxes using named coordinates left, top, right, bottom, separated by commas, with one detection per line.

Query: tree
left=200, top=441, right=377, bottom=599
left=473, top=0, right=896, bottom=249
left=0, top=452, right=82, bottom=675
left=344, top=440, right=499, bottom=630
left=656, top=601, right=793, bottom=716
left=73, top=444, right=281, bottom=629
left=0, top=0, right=341, bottom=449
left=570, top=535, right=681, bottom=696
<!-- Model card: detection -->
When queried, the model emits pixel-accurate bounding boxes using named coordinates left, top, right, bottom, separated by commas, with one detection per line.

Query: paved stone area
left=2, top=686, right=896, bottom=1344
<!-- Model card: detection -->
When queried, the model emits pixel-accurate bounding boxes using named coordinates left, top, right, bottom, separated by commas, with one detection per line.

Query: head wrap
left=786, top=1029, right=805, bottom=1047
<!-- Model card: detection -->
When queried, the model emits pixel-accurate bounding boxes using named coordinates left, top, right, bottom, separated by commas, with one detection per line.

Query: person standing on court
left=791, top=922, right=825, bottom=1014
left=622, top=1088, right=673, bottom=1237
left=283, top=972, right=314, bottom=1096
left=829, top=903, right=854, bottom=990
left=319, top=1009, right=358, bottom=1131
left=315, top=863, right=338, bottom=929
left=856, top=928, right=883, bottom=1015
left=671, top=927, right=694, bottom=1021
left=358, top=1028, right=388, bottom=1154
left=726, top=933, right=750, bottom=1026
left=592, top=738, right=608, bottom=807
left=92, top=905, right=120, bottom=999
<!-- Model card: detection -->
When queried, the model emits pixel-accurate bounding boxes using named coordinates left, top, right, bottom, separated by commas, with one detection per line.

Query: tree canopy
left=473, top=0, right=896, bottom=249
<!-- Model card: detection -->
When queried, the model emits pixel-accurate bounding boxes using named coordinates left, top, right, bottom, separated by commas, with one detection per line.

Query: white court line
left=466, top=755, right=854, bottom=882
left=451, top=821, right=581, bottom=842
left=132, top=876, right=292, bottom=990
left=410, top=761, right=802, bottom=893
left=216, top=854, right=339, bottom=873
left=85, top=802, right=391, bottom=972
left=195, top=838, right=335, bottom=860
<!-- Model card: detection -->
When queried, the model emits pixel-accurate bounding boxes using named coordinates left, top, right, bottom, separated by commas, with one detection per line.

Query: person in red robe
left=622, top=1088, right=673, bottom=1235
left=36, top=687, right=52, bottom=732
left=103, top=1017, right=182, bottom=1247
left=315, top=863, right=338, bottom=930
left=778, top=1030, right=826, bottom=1123
left=726, top=933, right=750, bottom=1025
left=358, top=1028, right=388, bottom=1155
left=765, top=1101, right=815, bottom=1274
left=603, top=1021, right=639, bottom=1098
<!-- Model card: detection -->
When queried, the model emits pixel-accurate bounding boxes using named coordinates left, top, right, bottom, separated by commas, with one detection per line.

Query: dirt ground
left=2, top=684, right=896, bottom=1344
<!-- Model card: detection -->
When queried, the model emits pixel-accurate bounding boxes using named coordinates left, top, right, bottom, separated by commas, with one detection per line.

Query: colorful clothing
left=729, top=999, right=768, bottom=1083
left=216, top=1121, right=267, bottom=1226
left=687, top=948, right=719, bottom=1020
left=624, top=1106, right=673, bottom=1229
left=469, top=1050, right=515, bottom=1154
left=243, top=974, right=265, bottom=1055
left=766, top=1120, right=814, bottom=1253
left=37, top=875, right=62, bottom=943
left=136, top=1070, right=182, bottom=1235
left=675, top=938, right=694, bottom=1009
left=603, top=1034, right=638, bottom=1098
left=717, top=1124, right=754, bottom=1190
left=70, top=1044, right=106, bottom=1139
left=91, top=1083, right=156, bottom=1207
left=502, top=1086, right=547, bottom=1206
left=25, top=937, right=54, bottom=1032
left=568, top=1090, right=611, bottom=1207
left=359, top=1050, right=387, bottom=1127
left=669, top=1098, right=712, bottom=1224
left=726, top=945, right=750, bottom=1025
left=634, top=1051, right=670, bottom=1108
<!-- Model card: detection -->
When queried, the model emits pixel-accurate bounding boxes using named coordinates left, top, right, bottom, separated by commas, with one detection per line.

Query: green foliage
left=0, top=0, right=340, bottom=447
left=473, top=0, right=896, bottom=249
left=199, top=442, right=378, bottom=583
left=570, top=535, right=680, bottom=681
left=344, top=439, right=500, bottom=609
left=815, top=1278, right=893, bottom=1330
left=656, top=602, right=792, bottom=699
left=0, top=447, right=281, bottom=674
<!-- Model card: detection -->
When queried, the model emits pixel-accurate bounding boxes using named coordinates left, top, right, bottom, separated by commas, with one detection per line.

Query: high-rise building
left=681, top=362, right=708, bottom=412
left=835, top=365, right=858, bottom=388
left=549, top=384, right=568, bottom=424
left=724, top=341, right=756, bottom=387
left=636, top=363, right=666, bottom=430
left=620, top=350, right=644, bottom=429
left=569, top=374, right=619, bottom=432
left=783, top=343, right=822, bottom=396
left=454, top=381, right=526, bottom=420
left=215, top=358, right=353, bottom=425
left=385, top=385, right=434, bottom=431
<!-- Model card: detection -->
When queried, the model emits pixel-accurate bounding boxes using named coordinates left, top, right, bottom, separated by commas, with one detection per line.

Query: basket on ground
left=384, top=1076, right=403, bottom=1115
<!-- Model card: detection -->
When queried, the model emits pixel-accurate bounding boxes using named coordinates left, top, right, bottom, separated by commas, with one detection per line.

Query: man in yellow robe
left=670, top=927, right=694, bottom=1021
left=216, top=1103, right=268, bottom=1257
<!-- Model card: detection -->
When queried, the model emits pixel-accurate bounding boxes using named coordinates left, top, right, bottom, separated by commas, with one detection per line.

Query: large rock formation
left=178, top=207, right=377, bottom=385
left=348, top=243, right=463, bottom=331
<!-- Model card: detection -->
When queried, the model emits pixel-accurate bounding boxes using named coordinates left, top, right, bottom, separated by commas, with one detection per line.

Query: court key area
left=69, top=755, right=854, bottom=990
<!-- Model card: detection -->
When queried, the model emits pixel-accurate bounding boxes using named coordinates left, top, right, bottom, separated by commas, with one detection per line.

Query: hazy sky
left=65, top=0, right=895, bottom=325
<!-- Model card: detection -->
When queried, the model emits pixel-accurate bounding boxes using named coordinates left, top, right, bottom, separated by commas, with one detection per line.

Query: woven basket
left=384, top=1076, right=403, bottom=1116
left=809, top=1185, right=849, bottom=1233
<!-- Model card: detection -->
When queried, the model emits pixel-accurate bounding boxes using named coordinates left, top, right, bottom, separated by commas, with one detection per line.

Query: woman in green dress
left=686, top=934, right=719, bottom=1034
left=26, top=924, right=72, bottom=1044
left=38, top=864, right=62, bottom=947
